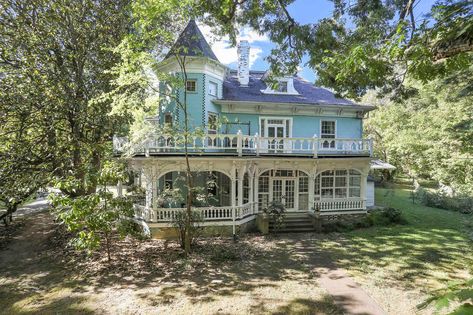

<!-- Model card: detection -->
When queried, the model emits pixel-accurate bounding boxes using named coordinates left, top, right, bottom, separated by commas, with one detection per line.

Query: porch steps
left=269, top=213, right=315, bottom=233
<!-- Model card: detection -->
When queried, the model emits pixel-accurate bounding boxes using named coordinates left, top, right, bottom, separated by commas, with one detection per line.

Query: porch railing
left=134, top=202, right=257, bottom=223
left=114, top=132, right=372, bottom=157
left=312, top=198, right=366, bottom=213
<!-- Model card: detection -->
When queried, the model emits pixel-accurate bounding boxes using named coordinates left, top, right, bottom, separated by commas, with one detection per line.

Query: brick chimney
left=237, top=40, right=250, bottom=86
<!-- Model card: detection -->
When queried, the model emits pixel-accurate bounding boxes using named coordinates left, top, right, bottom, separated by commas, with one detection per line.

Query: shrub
left=367, top=208, right=406, bottom=226
left=263, top=200, right=286, bottom=232
left=171, top=210, right=203, bottom=248
left=416, top=187, right=473, bottom=214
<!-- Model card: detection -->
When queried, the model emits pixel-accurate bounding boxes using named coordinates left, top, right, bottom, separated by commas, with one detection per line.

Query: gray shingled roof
left=222, top=71, right=355, bottom=106
left=165, top=20, right=219, bottom=62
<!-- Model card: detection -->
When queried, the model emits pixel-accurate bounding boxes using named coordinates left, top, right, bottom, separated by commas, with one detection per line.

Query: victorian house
left=114, top=20, right=376, bottom=237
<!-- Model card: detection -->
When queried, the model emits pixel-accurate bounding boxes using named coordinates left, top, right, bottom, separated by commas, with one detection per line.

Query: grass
left=321, top=187, right=473, bottom=314
left=1, top=187, right=471, bottom=314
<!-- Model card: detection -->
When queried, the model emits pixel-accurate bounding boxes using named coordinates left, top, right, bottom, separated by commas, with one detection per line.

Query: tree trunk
left=105, top=232, right=111, bottom=263
left=1, top=203, right=18, bottom=226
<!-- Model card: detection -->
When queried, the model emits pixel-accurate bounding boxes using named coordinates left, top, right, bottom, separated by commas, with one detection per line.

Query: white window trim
left=208, top=112, right=218, bottom=133
left=208, top=81, right=218, bottom=97
left=259, top=116, right=293, bottom=138
left=320, top=119, right=337, bottom=138
left=316, top=169, right=362, bottom=200
left=186, top=79, right=197, bottom=93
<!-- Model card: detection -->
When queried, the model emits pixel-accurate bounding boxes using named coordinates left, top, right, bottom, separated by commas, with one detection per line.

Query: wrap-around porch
left=128, top=157, right=370, bottom=230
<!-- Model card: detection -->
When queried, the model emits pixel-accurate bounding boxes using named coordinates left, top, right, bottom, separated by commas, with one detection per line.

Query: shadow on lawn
left=323, top=221, right=473, bottom=291
left=84, top=234, right=340, bottom=306
left=1, top=211, right=343, bottom=313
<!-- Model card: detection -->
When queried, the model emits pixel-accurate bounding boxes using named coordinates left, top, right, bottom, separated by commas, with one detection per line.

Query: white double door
left=270, top=178, right=295, bottom=210
left=264, top=122, right=290, bottom=152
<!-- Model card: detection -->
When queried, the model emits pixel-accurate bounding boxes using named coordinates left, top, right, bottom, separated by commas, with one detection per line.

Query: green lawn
left=321, top=187, right=473, bottom=314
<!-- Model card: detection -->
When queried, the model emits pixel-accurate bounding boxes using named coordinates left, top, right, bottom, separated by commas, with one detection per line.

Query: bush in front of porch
left=321, top=207, right=406, bottom=233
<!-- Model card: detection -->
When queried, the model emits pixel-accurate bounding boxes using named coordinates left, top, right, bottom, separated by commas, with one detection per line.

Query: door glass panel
left=284, top=180, right=295, bottom=209
left=272, top=180, right=283, bottom=203
left=298, top=194, right=308, bottom=210
left=268, top=127, right=275, bottom=137
left=277, top=126, right=284, bottom=137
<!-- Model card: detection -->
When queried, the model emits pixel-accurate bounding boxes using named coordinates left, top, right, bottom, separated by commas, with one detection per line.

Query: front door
left=271, top=178, right=295, bottom=210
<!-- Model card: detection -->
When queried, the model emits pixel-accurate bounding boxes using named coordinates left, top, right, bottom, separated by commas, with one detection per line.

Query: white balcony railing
left=134, top=202, right=256, bottom=223
left=115, top=132, right=372, bottom=158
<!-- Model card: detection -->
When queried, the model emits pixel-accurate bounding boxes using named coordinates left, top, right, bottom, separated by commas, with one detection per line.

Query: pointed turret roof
left=165, top=20, right=219, bottom=62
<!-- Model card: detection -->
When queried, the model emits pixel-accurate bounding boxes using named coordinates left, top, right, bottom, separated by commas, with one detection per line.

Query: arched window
left=315, top=169, right=361, bottom=199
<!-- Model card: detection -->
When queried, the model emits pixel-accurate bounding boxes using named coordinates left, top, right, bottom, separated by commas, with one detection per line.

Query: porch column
left=230, top=176, right=237, bottom=236
left=248, top=173, right=254, bottom=213
left=360, top=172, right=368, bottom=209
left=238, top=172, right=244, bottom=206
left=308, top=175, right=315, bottom=212
left=254, top=172, right=259, bottom=213
left=145, top=178, right=153, bottom=209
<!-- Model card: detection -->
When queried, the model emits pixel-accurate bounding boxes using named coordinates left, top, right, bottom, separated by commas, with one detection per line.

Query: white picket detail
left=313, top=198, right=366, bottom=212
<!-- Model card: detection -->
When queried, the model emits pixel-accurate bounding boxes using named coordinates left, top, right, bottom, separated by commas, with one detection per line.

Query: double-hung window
left=321, top=120, right=336, bottom=149
left=208, top=81, right=218, bottom=97
left=186, top=80, right=197, bottom=92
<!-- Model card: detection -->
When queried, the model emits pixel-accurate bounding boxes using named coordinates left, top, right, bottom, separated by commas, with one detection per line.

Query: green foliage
left=367, top=208, right=406, bottom=226
left=365, top=69, right=473, bottom=195
left=263, top=200, right=286, bottom=231
left=50, top=161, right=134, bottom=261
left=196, top=0, right=472, bottom=99
left=418, top=278, right=473, bottom=315
left=416, top=186, right=473, bottom=214
left=322, top=208, right=406, bottom=233
left=0, top=0, right=133, bottom=197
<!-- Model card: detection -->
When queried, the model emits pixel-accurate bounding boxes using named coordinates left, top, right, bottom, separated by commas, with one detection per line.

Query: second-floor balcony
left=114, top=132, right=373, bottom=158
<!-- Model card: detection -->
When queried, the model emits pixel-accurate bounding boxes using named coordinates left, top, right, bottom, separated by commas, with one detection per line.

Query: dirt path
left=0, top=211, right=53, bottom=264
left=316, top=266, right=386, bottom=315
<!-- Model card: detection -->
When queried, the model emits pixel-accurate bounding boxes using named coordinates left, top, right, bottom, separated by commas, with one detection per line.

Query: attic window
left=261, top=77, right=298, bottom=95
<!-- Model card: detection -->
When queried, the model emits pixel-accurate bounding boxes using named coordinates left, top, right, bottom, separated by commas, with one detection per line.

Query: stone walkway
left=317, top=266, right=386, bottom=315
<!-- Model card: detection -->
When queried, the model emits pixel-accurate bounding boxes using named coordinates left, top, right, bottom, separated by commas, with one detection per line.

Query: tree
left=195, top=0, right=472, bottom=99
left=364, top=67, right=473, bottom=195
left=0, top=0, right=133, bottom=197
left=50, top=161, right=134, bottom=262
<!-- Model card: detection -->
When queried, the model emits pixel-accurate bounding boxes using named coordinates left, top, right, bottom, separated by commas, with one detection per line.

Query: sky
left=198, top=0, right=437, bottom=82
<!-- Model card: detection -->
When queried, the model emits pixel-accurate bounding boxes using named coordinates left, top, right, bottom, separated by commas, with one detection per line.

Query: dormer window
left=261, top=77, right=298, bottom=95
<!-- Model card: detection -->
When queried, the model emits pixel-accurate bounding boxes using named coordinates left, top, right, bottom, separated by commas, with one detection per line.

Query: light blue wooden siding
left=221, top=114, right=363, bottom=138
left=158, top=73, right=362, bottom=139
left=159, top=72, right=225, bottom=131
left=204, top=74, right=223, bottom=131
left=159, top=73, right=206, bottom=129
